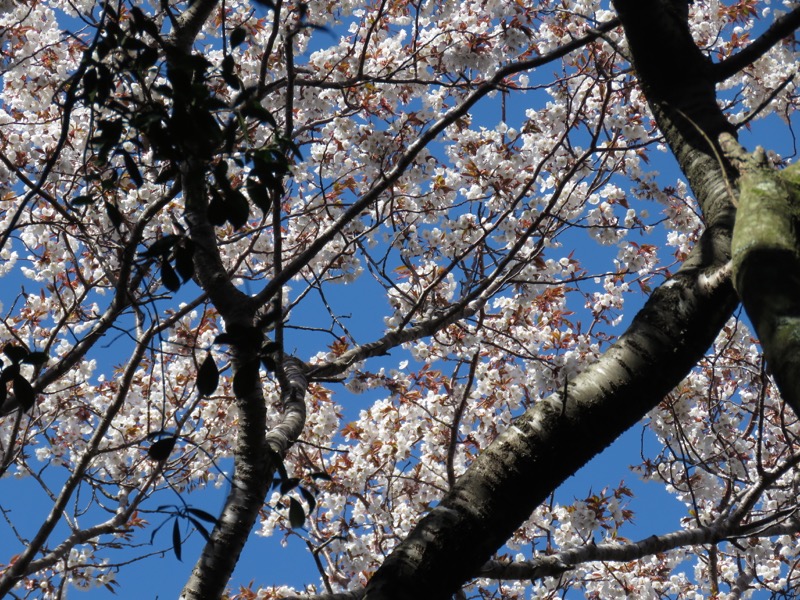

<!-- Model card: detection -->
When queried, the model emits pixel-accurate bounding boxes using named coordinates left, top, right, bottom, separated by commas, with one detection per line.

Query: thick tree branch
left=479, top=514, right=800, bottom=582
left=712, top=6, right=800, bottom=82
left=362, top=2, right=742, bottom=598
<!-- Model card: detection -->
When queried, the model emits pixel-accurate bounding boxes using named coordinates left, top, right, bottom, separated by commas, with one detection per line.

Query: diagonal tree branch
left=712, top=6, right=800, bottom=82
left=361, top=2, right=743, bottom=597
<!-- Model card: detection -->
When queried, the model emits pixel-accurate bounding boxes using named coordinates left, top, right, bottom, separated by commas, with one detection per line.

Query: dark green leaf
left=91, top=119, right=124, bottom=151
left=135, top=45, right=160, bottom=70
left=280, top=477, right=301, bottom=495
left=129, top=7, right=160, bottom=39
left=160, top=257, right=181, bottom=292
left=216, top=324, right=263, bottom=350
left=12, top=374, right=35, bottom=412
left=95, top=35, right=115, bottom=60
left=260, top=340, right=279, bottom=355
left=21, top=351, right=48, bottom=367
left=260, top=354, right=277, bottom=373
left=4, top=344, right=28, bottom=364
left=186, top=507, right=219, bottom=524
left=105, top=201, right=124, bottom=229
left=0, top=363, right=19, bottom=384
left=240, top=102, right=277, bottom=128
left=196, top=353, right=219, bottom=397
left=232, top=360, right=260, bottom=399
left=172, top=519, right=182, bottom=561
left=285, top=138, right=303, bottom=161
left=246, top=176, right=272, bottom=213
left=129, top=7, right=147, bottom=31
left=187, top=516, right=212, bottom=542
left=288, top=498, right=305, bottom=529
left=207, top=187, right=227, bottom=226
left=154, top=163, right=178, bottom=184
left=153, top=83, right=173, bottom=97
left=267, top=447, right=289, bottom=483
left=147, top=436, right=177, bottom=461
left=119, top=149, right=144, bottom=188
left=82, top=67, right=98, bottom=103
left=221, top=54, right=241, bottom=90
left=121, top=34, right=149, bottom=52
left=299, top=486, right=317, bottom=515
left=229, top=26, right=247, bottom=49
left=70, top=195, right=95, bottom=207
left=213, top=160, right=229, bottom=180
left=139, top=234, right=180, bottom=258
left=101, top=170, right=120, bottom=191
left=174, top=240, right=195, bottom=281
left=224, top=188, right=250, bottom=230
left=95, top=64, right=115, bottom=106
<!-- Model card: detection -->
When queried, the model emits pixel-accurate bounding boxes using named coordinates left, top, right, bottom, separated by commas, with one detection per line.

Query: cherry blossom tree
left=0, top=0, right=798, bottom=599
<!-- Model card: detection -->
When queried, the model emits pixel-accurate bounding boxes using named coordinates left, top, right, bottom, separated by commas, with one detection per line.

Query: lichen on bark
left=722, top=132, right=800, bottom=415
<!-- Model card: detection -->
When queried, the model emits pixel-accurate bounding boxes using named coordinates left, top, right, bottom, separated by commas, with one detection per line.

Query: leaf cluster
left=137, top=233, right=196, bottom=292
left=0, top=345, right=47, bottom=413
left=268, top=448, right=332, bottom=529
left=150, top=504, right=218, bottom=561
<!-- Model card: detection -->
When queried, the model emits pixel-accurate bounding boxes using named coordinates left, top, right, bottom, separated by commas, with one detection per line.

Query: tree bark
left=363, top=2, right=743, bottom=598
left=722, top=134, right=800, bottom=416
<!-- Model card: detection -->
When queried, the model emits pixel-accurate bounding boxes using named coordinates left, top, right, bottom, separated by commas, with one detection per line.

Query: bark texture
left=363, top=2, right=742, bottom=598
left=722, top=133, right=800, bottom=416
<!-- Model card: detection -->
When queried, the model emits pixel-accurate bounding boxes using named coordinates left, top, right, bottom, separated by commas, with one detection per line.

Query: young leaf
left=147, top=436, right=177, bottom=461
left=12, top=375, right=35, bottom=412
left=196, top=353, right=219, bottom=397
left=288, top=498, right=305, bottom=529
left=172, top=519, right=182, bottom=561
